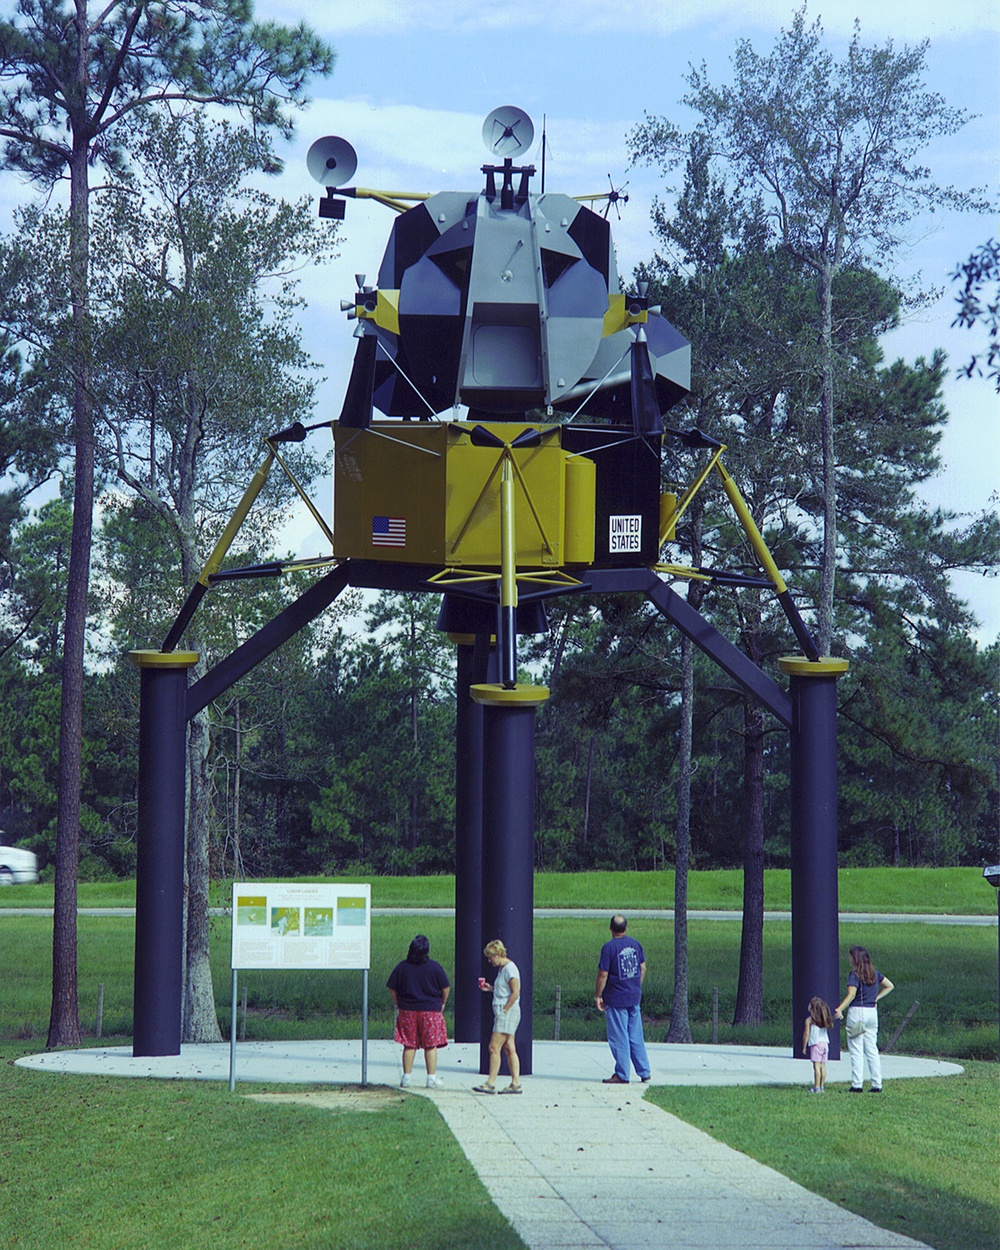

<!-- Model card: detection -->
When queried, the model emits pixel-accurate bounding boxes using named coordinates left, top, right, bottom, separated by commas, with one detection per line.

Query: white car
left=0, top=845, right=39, bottom=885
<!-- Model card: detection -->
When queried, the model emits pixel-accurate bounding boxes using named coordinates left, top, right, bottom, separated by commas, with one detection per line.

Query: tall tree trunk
left=665, top=630, right=694, bottom=1043
left=173, top=510, right=221, bottom=1042
left=733, top=690, right=765, bottom=1025
left=817, top=259, right=837, bottom=657
left=183, top=702, right=222, bottom=1043
left=581, top=733, right=596, bottom=850
left=277, top=682, right=288, bottom=852
left=667, top=488, right=704, bottom=1045
left=232, top=697, right=243, bottom=878
left=550, top=610, right=572, bottom=689
left=48, top=138, right=93, bottom=1049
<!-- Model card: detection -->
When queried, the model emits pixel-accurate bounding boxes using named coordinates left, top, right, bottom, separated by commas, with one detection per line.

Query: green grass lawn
left=256, top=866, right=998, bottom=914
left=3, top=913, right=996, bottom=1060
left=2, top=870, right=997, bottom=1250
left=646, top=1064, right=999, bottom=1250
left=1, top=864, right=995, bottom=913
left=0, top=1045, right=527, bottom=1250
left=2, top=1053, right=995, bottom=1250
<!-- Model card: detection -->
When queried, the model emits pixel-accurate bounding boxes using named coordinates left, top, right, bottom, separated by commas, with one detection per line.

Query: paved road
left=1, top=906, right=995, bottom=924
left=381, top=908, right=998, bottom=925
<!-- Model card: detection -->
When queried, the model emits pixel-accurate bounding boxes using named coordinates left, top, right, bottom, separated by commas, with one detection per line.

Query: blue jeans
left=605, top=1003, right=650, bottom=1082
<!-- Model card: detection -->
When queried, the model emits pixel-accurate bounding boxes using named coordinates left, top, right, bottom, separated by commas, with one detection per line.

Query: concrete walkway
left=18, top=1039, right=959, bottom=1250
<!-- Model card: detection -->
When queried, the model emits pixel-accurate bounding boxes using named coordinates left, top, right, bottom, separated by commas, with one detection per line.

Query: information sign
left=231, top=882, right=371, bottom=971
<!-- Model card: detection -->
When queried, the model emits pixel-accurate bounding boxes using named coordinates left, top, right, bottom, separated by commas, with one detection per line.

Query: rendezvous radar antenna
left=130, top=108, right=846, bottom=1076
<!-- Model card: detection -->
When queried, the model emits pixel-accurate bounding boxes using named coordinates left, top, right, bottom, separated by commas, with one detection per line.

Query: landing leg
left=130, top=650, right=199, bottom=1057
left=782, top=657, right=849, bottom=1061
left=475, top=684, right=548, bottom=1077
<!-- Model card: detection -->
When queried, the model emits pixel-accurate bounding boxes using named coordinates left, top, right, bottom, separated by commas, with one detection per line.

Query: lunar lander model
left=131, top=109, right=846, bottom=1070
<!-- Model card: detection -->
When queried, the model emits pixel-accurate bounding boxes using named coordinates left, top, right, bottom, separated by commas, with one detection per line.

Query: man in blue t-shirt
left=595, top=914, right=651, bottom=1085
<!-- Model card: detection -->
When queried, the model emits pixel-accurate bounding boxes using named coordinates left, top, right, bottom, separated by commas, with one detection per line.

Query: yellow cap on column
left=129, top=650, right=200, bottom=668
left=470, top=684, right=549, bottom=707
left=778, top=656, right=849, bottom=678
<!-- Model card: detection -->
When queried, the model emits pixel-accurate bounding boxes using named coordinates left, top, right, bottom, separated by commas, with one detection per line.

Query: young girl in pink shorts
left=802, top=996, right=833, bottom=1093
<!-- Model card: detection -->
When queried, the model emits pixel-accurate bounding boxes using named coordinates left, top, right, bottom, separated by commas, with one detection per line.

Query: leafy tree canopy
left=951, top=239, right=1000, bottom=390
left=629, top=3, right=988, bottom=281
left=0, top=0, right=334, bottom=182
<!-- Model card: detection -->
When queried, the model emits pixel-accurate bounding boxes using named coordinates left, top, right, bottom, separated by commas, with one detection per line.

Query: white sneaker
left=400, top=1073, right=413, bottom=1088
left=426, top=1074, right=444, bottom=1088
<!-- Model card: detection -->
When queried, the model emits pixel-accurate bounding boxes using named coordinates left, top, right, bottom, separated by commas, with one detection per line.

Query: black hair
left=610, top=914, right=627, bottom=935
left=407, top=934, right=430, bottom=964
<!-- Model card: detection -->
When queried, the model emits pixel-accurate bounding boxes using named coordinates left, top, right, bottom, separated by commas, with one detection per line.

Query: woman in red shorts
left=387, top=934, right=450, bottom=1088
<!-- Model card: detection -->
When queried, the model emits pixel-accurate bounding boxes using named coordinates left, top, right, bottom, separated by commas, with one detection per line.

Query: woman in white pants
left=835, top=945, right=894, bottom=1092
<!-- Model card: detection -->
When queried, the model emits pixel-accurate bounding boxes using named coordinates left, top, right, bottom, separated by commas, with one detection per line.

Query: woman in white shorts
left=473, top=939, right=522, bottom=1094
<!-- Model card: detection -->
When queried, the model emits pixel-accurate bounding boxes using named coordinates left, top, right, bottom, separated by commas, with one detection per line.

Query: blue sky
left=1, top=0, right=997, bottom=636
left=256, top=0, right=998, bottom=636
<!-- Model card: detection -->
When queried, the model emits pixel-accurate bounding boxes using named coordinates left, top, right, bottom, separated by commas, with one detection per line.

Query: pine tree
left=1, top=0, right=334, bottom=1047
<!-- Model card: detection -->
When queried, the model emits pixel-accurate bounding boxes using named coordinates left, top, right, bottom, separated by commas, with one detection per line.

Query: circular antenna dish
left=482, top=106, right=534, bottom=158
left=306, top=135, right=358, bottom=187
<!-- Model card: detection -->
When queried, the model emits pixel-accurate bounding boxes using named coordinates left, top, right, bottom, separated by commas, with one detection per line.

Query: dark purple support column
left=129, top=649, right=199, bottom=1057
left=474, top=683, right=548, bottom=1077
left=451, top=633, right=495, bottom=1041
left=781, top=656, right=849, bottom=1061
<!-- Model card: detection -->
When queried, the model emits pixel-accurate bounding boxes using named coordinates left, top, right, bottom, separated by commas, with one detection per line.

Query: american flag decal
left=371, top=515, right=406, bottom=547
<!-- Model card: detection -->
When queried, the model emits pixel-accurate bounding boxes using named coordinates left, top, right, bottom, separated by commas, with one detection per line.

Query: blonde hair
left=483, top=939, right=507, bottom=959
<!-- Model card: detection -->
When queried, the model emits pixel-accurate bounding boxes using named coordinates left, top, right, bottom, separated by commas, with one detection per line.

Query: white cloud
left=286, top=98, right=637, bottom=198
left=262, top=0, right=999, bottom=40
